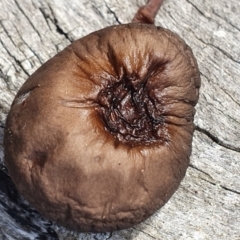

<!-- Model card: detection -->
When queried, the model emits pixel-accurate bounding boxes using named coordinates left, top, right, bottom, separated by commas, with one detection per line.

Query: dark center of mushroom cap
left=97, top=73, right=167, bottom=145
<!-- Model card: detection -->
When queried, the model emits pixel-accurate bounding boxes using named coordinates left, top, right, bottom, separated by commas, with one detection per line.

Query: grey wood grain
left=0, top=0, right=239, bottom=239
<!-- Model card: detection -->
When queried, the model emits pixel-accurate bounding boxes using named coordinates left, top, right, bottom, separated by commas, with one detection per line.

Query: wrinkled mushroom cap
left=4, top=23, right=200, bottom=232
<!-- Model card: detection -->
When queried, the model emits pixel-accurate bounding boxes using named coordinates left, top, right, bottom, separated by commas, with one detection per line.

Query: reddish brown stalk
left=132, top=0, right=163, bottom=24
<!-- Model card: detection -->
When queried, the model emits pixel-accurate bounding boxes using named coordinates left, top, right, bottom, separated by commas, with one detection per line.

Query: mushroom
left=3, top=0, right=200, bottom=233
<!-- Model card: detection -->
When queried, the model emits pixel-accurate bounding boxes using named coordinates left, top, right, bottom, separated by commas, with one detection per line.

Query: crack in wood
left=0, top=22, right=32, bottom=76
left=201, top=72, right=240, bottom=108
left=11, top=23, right=43, bottom=65
left=189, top=164, right=240, bottom=195
left=0, top=22, right=32, bottom=68
left=195, top=126, right=240, bottom=153
left=185, top=0, right=212, bottom=21
left=188, top=27, right=240, bottom=64
left=0, top=37, right=29, bottom=77
left=164, top=8, right=178, bottom=25
left=185, top=0, right=240, bottom=64
left=105, top=3, right=121, bottom=24
left=207, top=42, right=240, bottom=64
left=132, top=226, right=157, bottom=239
left=38, top=6, right=53, bottom=31
left=212, top=9, right=240, bottom=32
left=38, top=6, right=67, bottom=54
left=14, top=0, right=43, bottom=43
left=48, top=4, right=73, bottom=43
left=189, top=163, right=214, bottom=180
left=0, top=70, right=13, bottom=94
left=220, top=185, right=240, bottom=195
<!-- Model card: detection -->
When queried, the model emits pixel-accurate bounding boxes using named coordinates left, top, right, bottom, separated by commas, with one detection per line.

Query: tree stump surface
left=0, top=0, right=239, bottom=239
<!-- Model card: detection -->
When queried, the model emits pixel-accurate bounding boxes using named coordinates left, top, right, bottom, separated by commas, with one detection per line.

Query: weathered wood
left=0, top=0, right=239, bottom=239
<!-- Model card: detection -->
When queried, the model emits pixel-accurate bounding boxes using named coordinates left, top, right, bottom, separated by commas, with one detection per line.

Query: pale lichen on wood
left=0, top=0, right=239, bottom=239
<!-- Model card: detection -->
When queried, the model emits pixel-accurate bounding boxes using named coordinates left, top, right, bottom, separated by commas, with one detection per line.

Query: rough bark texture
left=0, top=0, right=239, bottom=239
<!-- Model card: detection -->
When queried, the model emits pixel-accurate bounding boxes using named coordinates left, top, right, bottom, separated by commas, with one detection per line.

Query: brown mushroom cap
left=4, top=23, right=200, bottom=232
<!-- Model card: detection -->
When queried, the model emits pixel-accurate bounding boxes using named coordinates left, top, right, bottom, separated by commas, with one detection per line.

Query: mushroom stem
left=132, top=0, right=164, bottom=24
